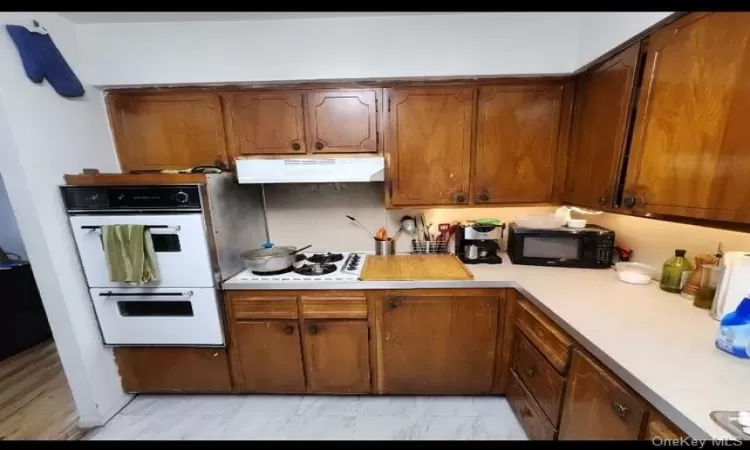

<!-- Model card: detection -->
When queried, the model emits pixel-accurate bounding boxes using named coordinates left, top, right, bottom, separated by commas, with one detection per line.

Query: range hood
left=235, top=157, right=385, bottom=184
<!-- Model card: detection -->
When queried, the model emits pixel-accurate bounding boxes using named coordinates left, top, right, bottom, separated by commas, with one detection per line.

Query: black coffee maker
left=455, top=222, right=505, bottom=264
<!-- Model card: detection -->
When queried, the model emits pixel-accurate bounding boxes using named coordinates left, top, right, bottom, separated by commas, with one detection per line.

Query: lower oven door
left=90, top=287, right=224, bottom=346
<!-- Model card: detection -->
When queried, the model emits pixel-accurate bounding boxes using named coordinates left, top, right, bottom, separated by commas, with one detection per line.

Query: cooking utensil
left=241, top=244, right=310, bottom=273
left=346, top=215, right=376, bottom=238
left=401, top=216, right=417, bottom=234
left=437, top=223, right=450, bottom=242
left=375, top=227, right=389, bottom=241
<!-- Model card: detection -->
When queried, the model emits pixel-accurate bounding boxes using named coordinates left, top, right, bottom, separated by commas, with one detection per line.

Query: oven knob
left=174, top=191, right=189, bottom=204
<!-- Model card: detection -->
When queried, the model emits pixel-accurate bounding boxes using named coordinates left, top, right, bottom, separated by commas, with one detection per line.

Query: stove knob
left=174, top=191, right=189, bottom=204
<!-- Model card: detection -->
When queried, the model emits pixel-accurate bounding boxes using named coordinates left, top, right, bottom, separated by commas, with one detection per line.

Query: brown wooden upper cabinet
left=386, top=87, right=475, bottom=206
left=623, top=12, right=750, bottom=223
left=565, top=43, right=641, bottom=210
left=224, top=89, right=380, bottom=157
left=474, top=84, right=565, bottom=204
left=107, top=92, right=228, bottom=172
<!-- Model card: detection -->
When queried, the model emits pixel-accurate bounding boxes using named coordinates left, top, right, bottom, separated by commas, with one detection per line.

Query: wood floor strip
left=0, top=340, right=82, bottom=440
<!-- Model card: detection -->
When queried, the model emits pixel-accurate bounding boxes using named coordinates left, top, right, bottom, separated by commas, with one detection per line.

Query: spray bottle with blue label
left=715, top=295, right=750, bottom=358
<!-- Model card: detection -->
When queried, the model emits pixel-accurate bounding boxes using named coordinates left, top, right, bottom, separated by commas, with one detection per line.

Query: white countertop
left=222, top=256, right=746, bottom=439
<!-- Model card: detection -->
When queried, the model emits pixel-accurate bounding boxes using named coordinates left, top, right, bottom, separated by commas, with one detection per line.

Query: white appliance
left=225, top=252, right=365, bottom=284
left=235, top=157, right=385, bottom=184
left=62, top=178, right=268, bottom=346
left=712, top=251, right=750, bottom=321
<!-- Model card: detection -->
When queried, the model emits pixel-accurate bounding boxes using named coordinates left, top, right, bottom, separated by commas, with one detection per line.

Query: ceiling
left=58, top=12, right=462, bottom=24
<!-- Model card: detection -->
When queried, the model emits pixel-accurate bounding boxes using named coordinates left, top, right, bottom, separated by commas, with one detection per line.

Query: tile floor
left=85, top=395, right=528, bottom=440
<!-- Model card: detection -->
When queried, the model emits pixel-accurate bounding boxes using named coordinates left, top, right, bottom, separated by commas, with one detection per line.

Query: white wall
left=0, top=12, right=128, bottom=426
left=576, top=12, right=673, bottom=69
left=76, top=13, right=582, bottom=87
left=0, top=173, right=27, bottom=259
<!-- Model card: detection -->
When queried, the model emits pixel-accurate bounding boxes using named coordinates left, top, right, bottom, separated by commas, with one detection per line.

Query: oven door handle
left=82, top=225, right=182, bottom=234
left=98, top=290, right=194, bottom=299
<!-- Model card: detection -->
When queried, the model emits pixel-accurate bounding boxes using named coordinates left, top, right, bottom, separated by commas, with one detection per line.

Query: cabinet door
left=375, top=292, right=499, bottom=393
left=387, top=88, right=475, bottom=206
left=305, top=90, right=379, bottom=153
left=107, top=93, right=228, bottom=172
left=559, top=350, right=646, bottom=440
left=624, top=13, right=750, bottom=222
left=224, top=91, right=306, bottom=156
left=566, top=43, right=641, bottom=209
left=301, top=320, right=371, bottom=393
left=474, top=84, right=563, bottom=203
left=232, top=321, right=306, bottom=393
left=113, top=347, right=232, bottom=393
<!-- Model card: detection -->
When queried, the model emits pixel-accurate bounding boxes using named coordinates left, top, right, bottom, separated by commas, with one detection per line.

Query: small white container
left=617, top=270, right=653, bottom=285
left=567, top=219, right=587, bottom=229
left=615, top=262, right=660, bottom=281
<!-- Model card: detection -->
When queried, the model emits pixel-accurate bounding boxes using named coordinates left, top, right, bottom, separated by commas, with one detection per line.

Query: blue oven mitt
left=5, top=24, right=85, bottom=98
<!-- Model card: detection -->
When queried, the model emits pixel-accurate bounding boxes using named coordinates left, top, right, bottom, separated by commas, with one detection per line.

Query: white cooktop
left=226, top=252, right=365, bottom=283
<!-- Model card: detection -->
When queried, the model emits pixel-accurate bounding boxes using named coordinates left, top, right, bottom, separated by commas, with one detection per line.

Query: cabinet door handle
left=308, top=324, right=319, bottom=335
left=524, top=367, right=536, bottom=378
left=283, top=324, right=295, bottom=335
left=456, top=192, right=467, bottom=203
left=387, top=297, right=402, bottom=310
left=291, top=142, right=301, bottom=151
left=622, top=194, right=636, bottom=208
left=314, top=142, right=325, bottom=150
left=521, top=406, right=533, bottom=418
left=599, top=190, right=609, bottom=207
left=612, top=401, right=628, bottom=419
left=478, top=190, right=490, bottom=202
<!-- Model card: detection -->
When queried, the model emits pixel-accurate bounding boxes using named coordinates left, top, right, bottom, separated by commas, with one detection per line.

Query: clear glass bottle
left=660, top=249, right=694, bottom=294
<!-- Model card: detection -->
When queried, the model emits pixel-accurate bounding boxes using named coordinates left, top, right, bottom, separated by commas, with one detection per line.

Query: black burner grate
left=295, top=264, right=337, bottom=276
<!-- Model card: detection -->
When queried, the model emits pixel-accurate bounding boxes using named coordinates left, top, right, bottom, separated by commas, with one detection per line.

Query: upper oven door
left=70, top=213, right=215, bottom=288
left=515, top=231, right=585, bottom=265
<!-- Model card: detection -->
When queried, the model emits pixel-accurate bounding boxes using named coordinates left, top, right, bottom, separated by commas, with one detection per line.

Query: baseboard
left=77, top=393, right=134, bottom=428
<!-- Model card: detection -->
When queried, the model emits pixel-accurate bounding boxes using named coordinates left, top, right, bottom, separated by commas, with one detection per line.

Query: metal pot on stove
left=241, top=244, right=311, bottom=273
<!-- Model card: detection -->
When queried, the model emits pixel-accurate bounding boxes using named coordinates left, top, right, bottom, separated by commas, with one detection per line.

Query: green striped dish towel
left=101, top=225, right=160, bottom=284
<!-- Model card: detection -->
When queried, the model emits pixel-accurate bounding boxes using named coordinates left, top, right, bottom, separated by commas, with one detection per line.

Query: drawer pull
left=283, top=325, right=295, bottom=335
left=308, top=324, right=319, bottom=335
left=524, top=367, right=536, bottom=378
left=612, top=401, right=628, bottom=418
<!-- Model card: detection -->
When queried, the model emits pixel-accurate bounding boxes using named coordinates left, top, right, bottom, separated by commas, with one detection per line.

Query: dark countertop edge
left=219, top=279, right=712, bottom=439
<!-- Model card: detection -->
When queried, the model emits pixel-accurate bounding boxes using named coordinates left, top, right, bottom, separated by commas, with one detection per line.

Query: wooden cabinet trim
left=300, top=296, right=368, bottom=319
left=304, top=89, right=380, bottom=154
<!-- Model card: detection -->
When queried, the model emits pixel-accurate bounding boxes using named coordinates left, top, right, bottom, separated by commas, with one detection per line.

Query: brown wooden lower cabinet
left=301, top=320, right=371, bottom=393
left=507, top=370, right=557, bottom=440
left=113, top=347, right=232, bottom=393
left=232, top=320, right=306, bottom=393
left=371, top=290, right=503, bottom=394
left=558, top=349, right=647, bottom=440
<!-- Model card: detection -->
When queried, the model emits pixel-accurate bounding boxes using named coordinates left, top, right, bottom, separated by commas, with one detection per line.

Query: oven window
left=117, top=301, right=194, bottom=317
left=523, top=237, right=579, bottom=259
left=150, top=234, right=181, bottom=252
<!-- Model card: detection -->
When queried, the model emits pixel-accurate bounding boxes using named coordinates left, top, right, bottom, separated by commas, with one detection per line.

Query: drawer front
left=507, top=370, right=557, bottom=440
left=516, top=297, right=573, bottom=374
left=512, top=331, right=565, bottom=424
left=300, top=296, right=367, bottom=319
left=230, top=295, right=299, bottom=320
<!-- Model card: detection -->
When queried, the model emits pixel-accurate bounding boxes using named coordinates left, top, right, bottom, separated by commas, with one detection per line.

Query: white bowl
left=515, top=214, right=567, bottom=230
left=615, top=262, right=660, bottom=281
left=567, top=219, right=587, bottom=229
left=617, top=270, right=653, bottom=285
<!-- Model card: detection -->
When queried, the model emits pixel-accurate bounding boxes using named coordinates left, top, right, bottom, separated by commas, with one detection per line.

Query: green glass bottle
left=660, top=249, right=694, bottom=294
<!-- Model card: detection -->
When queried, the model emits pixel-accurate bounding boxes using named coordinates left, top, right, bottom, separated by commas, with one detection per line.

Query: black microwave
left=507, top=223, right=615, bottom=268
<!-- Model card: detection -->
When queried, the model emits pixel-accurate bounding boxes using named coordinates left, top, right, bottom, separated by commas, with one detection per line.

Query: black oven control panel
left=61, top=185, right=202, bottom=211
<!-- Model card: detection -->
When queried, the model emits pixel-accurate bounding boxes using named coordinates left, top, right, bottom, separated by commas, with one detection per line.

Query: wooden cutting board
left=359, top=254, right=474, bottom=281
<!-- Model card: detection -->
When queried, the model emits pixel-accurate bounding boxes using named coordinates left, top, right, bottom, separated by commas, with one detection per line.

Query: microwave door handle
left=98, top=290, right=194, bottom=300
